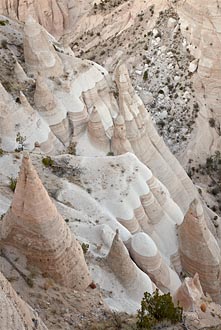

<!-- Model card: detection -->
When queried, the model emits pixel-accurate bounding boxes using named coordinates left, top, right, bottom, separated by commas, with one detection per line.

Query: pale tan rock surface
left=178, top=199, right=221, bottom=303
left=0, top=83, right=62, bottom=154
left=14, top=60, right=33, bottom=83
left=34, top=73, right=70, bottom=145
left=53, top=152, right=183, bottom=264
left=111, top=115, right=133, bottom=155
left=0, top=8, right=221, bottom=320
left=0, top=0, right=76, bottom=39
left=106, top=230, right=155, bottom=302
left=87, top=106, right=110, bottom=147
left=174, top=273, right=221, bottom=330
left=0, top=271, right=48, bottom=330
left=128, top=232, right=181, bottom=294
left=0, top=154, right=91, bottom=290
left=176, top=0, right=221, bottom=161
left=23, top=16, right=63, bottom=77
left=173, top=273, right=205, bottom=312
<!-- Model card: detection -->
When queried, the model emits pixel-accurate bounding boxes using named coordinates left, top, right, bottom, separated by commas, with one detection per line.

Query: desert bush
left=143, top=70, right=148, bottom=81
left=1, top=39, right=8, bottom=48
left=42, top=156, right=54, bottom=167
left=16, top=132, right=26, bottom=151
left=9, top=177, right=17, bottom=192
left=81, top=243, right=89, bottom=254
left=0, top=20, right=7, bottom=26
left=67, top=142, right=77, bottom=155
left=107, top=151, right=114, bottom=156
left=136, top=289, right=183, bottom=329
left=209, top=118, right=216, bottom=128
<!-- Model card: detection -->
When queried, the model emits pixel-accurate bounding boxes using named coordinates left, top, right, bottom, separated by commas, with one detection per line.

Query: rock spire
left=0, top=154, right=91, bottom=290
left=178, top=199, right=221, bottom=303
left=106, top=229, right=155, bottom=301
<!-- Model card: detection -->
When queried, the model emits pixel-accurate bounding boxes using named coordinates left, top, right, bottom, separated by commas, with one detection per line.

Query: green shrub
left=81, top=243, right=89, bottom=254
left=67, top=142, right=77, bottom=155
left=42, top=156, right=54, bottom=167
left=9, top=177, right=17, bottom=192
left=0, top=20, right=8, bottom=26
left=26, top=277, right=34, bottom=287
left=16, top=132, right=26, bottom=151
left=0, top=148, right=4, bottom=156
left=209, top=118, right=216, bottom=128
left=136, top=289, right=183, bottom=329
left=1, top=39, right=7, bottom=48
left=107, top=151, right=114, bottom=156
left=143, top=70, right=148, bottom=81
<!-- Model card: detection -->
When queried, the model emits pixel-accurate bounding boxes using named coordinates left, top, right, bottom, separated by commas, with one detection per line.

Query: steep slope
left=0, top=0, right=89, bottom=39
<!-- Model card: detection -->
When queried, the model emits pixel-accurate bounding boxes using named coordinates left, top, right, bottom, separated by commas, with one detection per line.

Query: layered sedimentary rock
left=23, top=16, right=63, bottom=77
left=0, top=83, right=62, bottom=154
left=34, top=74, right=70, bottom=145
left=14, top=61, right=33, bottom=83
left=178, top=199, right=221, bottom=303
left=87, top=106, right=110, bottom=147
left=107, top=230, right=155, bottom=301
left=128, top=232, right=181, bottom=293
left=111, top=115, right=133, bottom=155
left=0, top=271, right=48, bottom=330
left=23, top=17, right=117, bottom=145
left=0, top=154, right=91, bottom=290
left=114, top=63, right=196, bottom=214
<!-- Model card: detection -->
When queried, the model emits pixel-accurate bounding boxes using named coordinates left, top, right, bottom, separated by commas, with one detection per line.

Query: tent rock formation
left=106, top=230, right=155, bottom=302
left=178, top=199, right=221, bottom=303
left=128, top=232, right=181, bottom=294
left=0, top=154, right=91, bottom=290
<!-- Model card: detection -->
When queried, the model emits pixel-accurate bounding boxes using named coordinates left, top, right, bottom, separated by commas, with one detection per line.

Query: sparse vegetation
left=67, top=142, right=77, bottom=155
left=0, top=148, right=4, bottom=156
left=86, top=188, right=92, bottom=194
left=9, top=177, right=17, bottom=192
left=209, top=118, right=216, bottom=128
left=143, top=70, right=148, bottom=81
left=16, top=132, right=26, bottom=151
left=81, top=243, right=89, bottom=254
left=26, top=277, right=34, bottom=288
left=1, top=39, right=8, bottom=49
left=107, top=151, right=114, bottom=156
left=0, top=20, right=8, bottom=26
left=42, top=156, right=54, bottom=167
left=136, top=289, right=183, bottom=329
